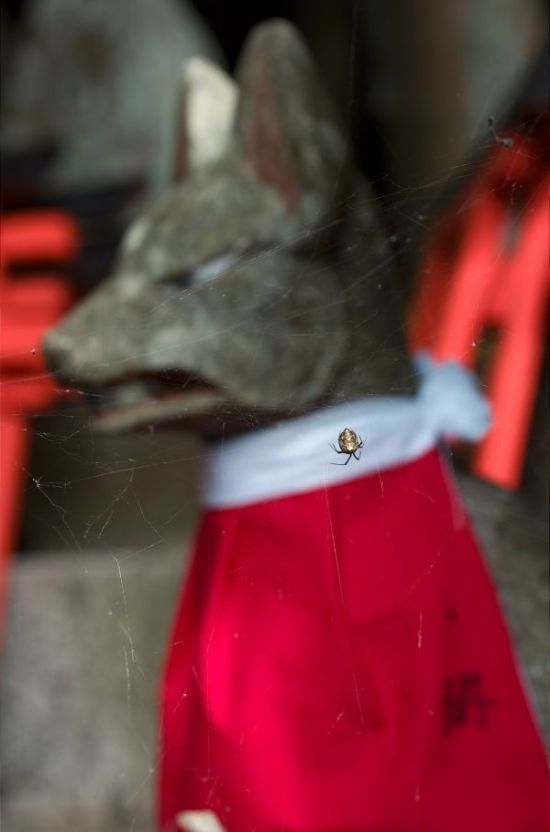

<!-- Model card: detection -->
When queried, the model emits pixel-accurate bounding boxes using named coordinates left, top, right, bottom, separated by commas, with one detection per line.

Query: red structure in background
left=409, top=115, right=549, bottom=489
left=0, top=212, right=79, bottom=630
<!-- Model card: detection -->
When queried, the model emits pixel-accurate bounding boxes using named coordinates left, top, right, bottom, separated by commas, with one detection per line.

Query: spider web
left=1, top=4, right=548, bottom=831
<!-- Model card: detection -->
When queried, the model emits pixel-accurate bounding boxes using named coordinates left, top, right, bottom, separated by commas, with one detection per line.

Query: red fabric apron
left=159, top=449, right=548, bottom=831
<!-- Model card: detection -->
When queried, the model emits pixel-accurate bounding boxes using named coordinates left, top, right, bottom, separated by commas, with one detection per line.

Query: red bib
left=159, top=449, right=548, bottom=830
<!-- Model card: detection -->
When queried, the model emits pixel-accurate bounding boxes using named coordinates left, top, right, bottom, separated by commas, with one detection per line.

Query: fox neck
left=324, top=181, right=413, bottom=405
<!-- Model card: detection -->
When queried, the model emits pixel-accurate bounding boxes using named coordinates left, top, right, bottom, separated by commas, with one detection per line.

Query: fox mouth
left=87, top=370, right=227, bottom=432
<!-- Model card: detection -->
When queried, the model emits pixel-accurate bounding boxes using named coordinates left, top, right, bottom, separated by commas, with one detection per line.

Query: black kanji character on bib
left=441, top=672, right=496, bottom=735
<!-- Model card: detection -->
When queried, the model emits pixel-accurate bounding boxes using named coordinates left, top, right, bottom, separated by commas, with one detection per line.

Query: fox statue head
left=44, top=20, right=410, bottom=436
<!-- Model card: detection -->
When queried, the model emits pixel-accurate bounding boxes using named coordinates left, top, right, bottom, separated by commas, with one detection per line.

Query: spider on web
left=330, top=428, right=364, bottom=465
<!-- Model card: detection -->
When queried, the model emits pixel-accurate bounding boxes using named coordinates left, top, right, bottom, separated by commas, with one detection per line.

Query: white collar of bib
left=201, top=357, right=491, bottom=509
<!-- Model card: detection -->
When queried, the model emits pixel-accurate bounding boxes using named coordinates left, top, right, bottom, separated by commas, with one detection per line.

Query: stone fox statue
left=44, top=20, right=547, bottom=832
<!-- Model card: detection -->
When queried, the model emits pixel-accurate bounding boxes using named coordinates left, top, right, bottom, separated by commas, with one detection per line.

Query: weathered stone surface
left=1, top=0, right=221, bottom=191
left=457, top=472, right=549, bottom=738
left=1, top=545, right=191, bottom=831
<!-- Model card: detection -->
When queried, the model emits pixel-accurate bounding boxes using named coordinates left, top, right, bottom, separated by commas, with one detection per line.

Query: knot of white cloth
left=201, top=360, right=492, bottom=508
left=415, top=352, right=492, bottom=442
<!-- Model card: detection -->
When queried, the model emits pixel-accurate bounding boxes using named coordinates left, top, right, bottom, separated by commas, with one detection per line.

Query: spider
left=330, top=428, right=364, bottom=465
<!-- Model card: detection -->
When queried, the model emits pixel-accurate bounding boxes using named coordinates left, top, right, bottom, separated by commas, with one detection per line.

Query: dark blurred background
left=0, top=2, right=547, bottom=830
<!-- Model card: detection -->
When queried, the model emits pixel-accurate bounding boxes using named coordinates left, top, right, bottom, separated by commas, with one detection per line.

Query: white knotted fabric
left=201, top=359, right=491, bottom=509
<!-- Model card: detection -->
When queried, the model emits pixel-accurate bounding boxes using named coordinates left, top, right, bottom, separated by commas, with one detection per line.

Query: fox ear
left=235, top=20, right=346, bottom=214
left=173, top=58, right=238, bottom=180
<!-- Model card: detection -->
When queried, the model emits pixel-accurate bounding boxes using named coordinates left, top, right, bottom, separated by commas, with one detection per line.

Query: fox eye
left=164, top=245, right=248, bottom=291
left=166, top=270, right=194, bottom=289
